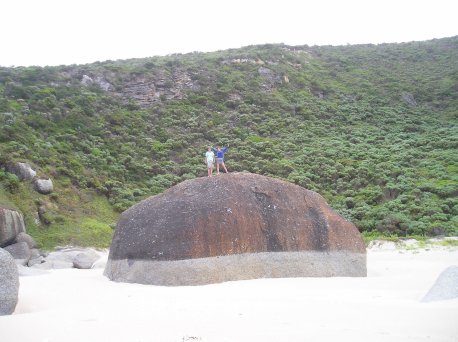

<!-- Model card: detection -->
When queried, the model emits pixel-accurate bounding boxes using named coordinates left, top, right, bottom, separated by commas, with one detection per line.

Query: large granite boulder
left=6, top=162, right=36, bottom=181
left=0, top=207, right=26, bottom=247
left=105, top=173, right=366, bottom=286
left=0, top=248, right=19, bottom=315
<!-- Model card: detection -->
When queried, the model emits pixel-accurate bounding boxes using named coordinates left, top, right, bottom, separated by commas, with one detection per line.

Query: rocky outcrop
left=258, top=67, right=282, bottom=92
left=401, top=92, right=417, bottom=107
left=33, top=178, right=53, bottom=194
left=81, top=74, right=112, bottom=91
left=6, top=162, right=36, bottom=181
left=114, top=69, right=198, bottom=108
left=81, top=74, right=93, bottom=86
left=105, top=172, right=366, bottom=286
left=0, top=207, right=26, bottom=247
left=221, top=58, right=265, bottom=65
left=0, top=248, right=19, bottom=315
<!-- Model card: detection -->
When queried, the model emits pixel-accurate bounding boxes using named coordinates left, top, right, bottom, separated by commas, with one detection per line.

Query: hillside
left=1, top=37, right=457, bottom=248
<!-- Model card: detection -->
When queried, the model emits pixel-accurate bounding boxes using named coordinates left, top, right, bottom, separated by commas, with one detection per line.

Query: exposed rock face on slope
left=0, top=207, right=26, bottom=247
left=113, top=69, right=199, bottom=108
left=105, top=173, right=366, bottom=285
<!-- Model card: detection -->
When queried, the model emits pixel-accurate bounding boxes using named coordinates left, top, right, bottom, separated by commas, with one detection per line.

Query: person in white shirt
left=204, top=147, right=215, bottom=177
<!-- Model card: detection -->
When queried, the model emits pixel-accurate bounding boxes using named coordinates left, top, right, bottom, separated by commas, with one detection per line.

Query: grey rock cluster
left=1, top=206, right=42, bottom=268
left=2, top=162, right=55, bottom=229
left=1, top=205, right=101, bottom=272
left=32, top=247, right=101, bottom=270
left=7, top=245, right=102, bottom=271
left=4, top=162, right=54, bottom=195
left=0, top=241, right=102, bottom=316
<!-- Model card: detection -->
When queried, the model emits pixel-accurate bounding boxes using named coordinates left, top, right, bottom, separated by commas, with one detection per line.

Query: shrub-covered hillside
left=1, top=36, right=457, bottom=247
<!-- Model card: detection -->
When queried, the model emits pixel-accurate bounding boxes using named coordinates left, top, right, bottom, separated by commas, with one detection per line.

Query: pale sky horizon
left=1, top=0, right=457, bottom=67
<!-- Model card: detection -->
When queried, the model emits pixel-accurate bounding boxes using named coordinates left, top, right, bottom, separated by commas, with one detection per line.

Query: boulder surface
left=73, top=250, right=100, bottom=269
left=15, top=232, right=37, bottom=249
left=34, top=178, right=53, bottom=194
left=421, top=266, right=458, bottom=302
left=4, top=241, right=31, bottom=266
left=6, top=162, right=36, bottom=181
left=0, top=248, right=19, bottom=315
left=0, top=207, right=26, bottom=247
left=105, top=173, right=366, bottom=285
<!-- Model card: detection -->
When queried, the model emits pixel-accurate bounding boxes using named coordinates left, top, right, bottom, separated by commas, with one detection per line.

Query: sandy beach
left=1, top=248, right=457, bottom=342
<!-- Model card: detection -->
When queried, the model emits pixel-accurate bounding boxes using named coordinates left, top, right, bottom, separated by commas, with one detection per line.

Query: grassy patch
left=361, top=231, right=401, bottom=245
left=0, top=188, right=18, bottom=209
left=437, top=239, right=458, bottom=247
left=28, top=217, right=114, bottom=250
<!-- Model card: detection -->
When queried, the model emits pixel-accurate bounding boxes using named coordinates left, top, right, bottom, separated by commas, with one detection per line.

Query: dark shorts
left=216, top=158, right=224, bottom=165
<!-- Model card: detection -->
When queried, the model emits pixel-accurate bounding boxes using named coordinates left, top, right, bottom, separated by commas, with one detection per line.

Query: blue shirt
left=212, top=146, right=229, bottom=159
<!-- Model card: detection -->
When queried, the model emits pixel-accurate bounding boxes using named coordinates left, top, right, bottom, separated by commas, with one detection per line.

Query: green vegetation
left=0, top=178, right=117, bottom=249
left=438, top=239, right=458, bottom=247
left=1, top=37, right=457, bottom=247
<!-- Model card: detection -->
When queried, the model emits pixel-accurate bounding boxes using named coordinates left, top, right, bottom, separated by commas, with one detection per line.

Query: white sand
left=1, top=249, right=457, bottom=342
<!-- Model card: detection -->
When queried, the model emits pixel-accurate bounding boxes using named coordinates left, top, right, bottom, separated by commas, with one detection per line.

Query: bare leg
left=222, top=162, right=228, bottom=173
left=216, top=163, right=220, bottom=174
left=209, top=165, right=213, bottom=177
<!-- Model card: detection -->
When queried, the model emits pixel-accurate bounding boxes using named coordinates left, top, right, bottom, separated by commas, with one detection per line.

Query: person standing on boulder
left=205, top=147, right=215, bottom=177
left=212, top=144, right=229, bottom=174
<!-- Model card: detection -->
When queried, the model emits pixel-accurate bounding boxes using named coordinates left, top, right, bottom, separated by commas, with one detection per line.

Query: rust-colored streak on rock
left=108, top=173, right=365, bottom=262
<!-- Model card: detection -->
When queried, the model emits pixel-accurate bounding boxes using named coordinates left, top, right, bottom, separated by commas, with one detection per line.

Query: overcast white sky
left=1, top=0, right=457, bottom=67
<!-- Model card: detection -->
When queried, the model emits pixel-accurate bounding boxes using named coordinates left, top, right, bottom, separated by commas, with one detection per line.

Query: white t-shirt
left=205, top=151, right=215, bottom=162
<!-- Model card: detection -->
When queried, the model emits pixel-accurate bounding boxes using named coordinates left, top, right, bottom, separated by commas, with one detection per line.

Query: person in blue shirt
left=212, top=144, right=229, bottom=174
